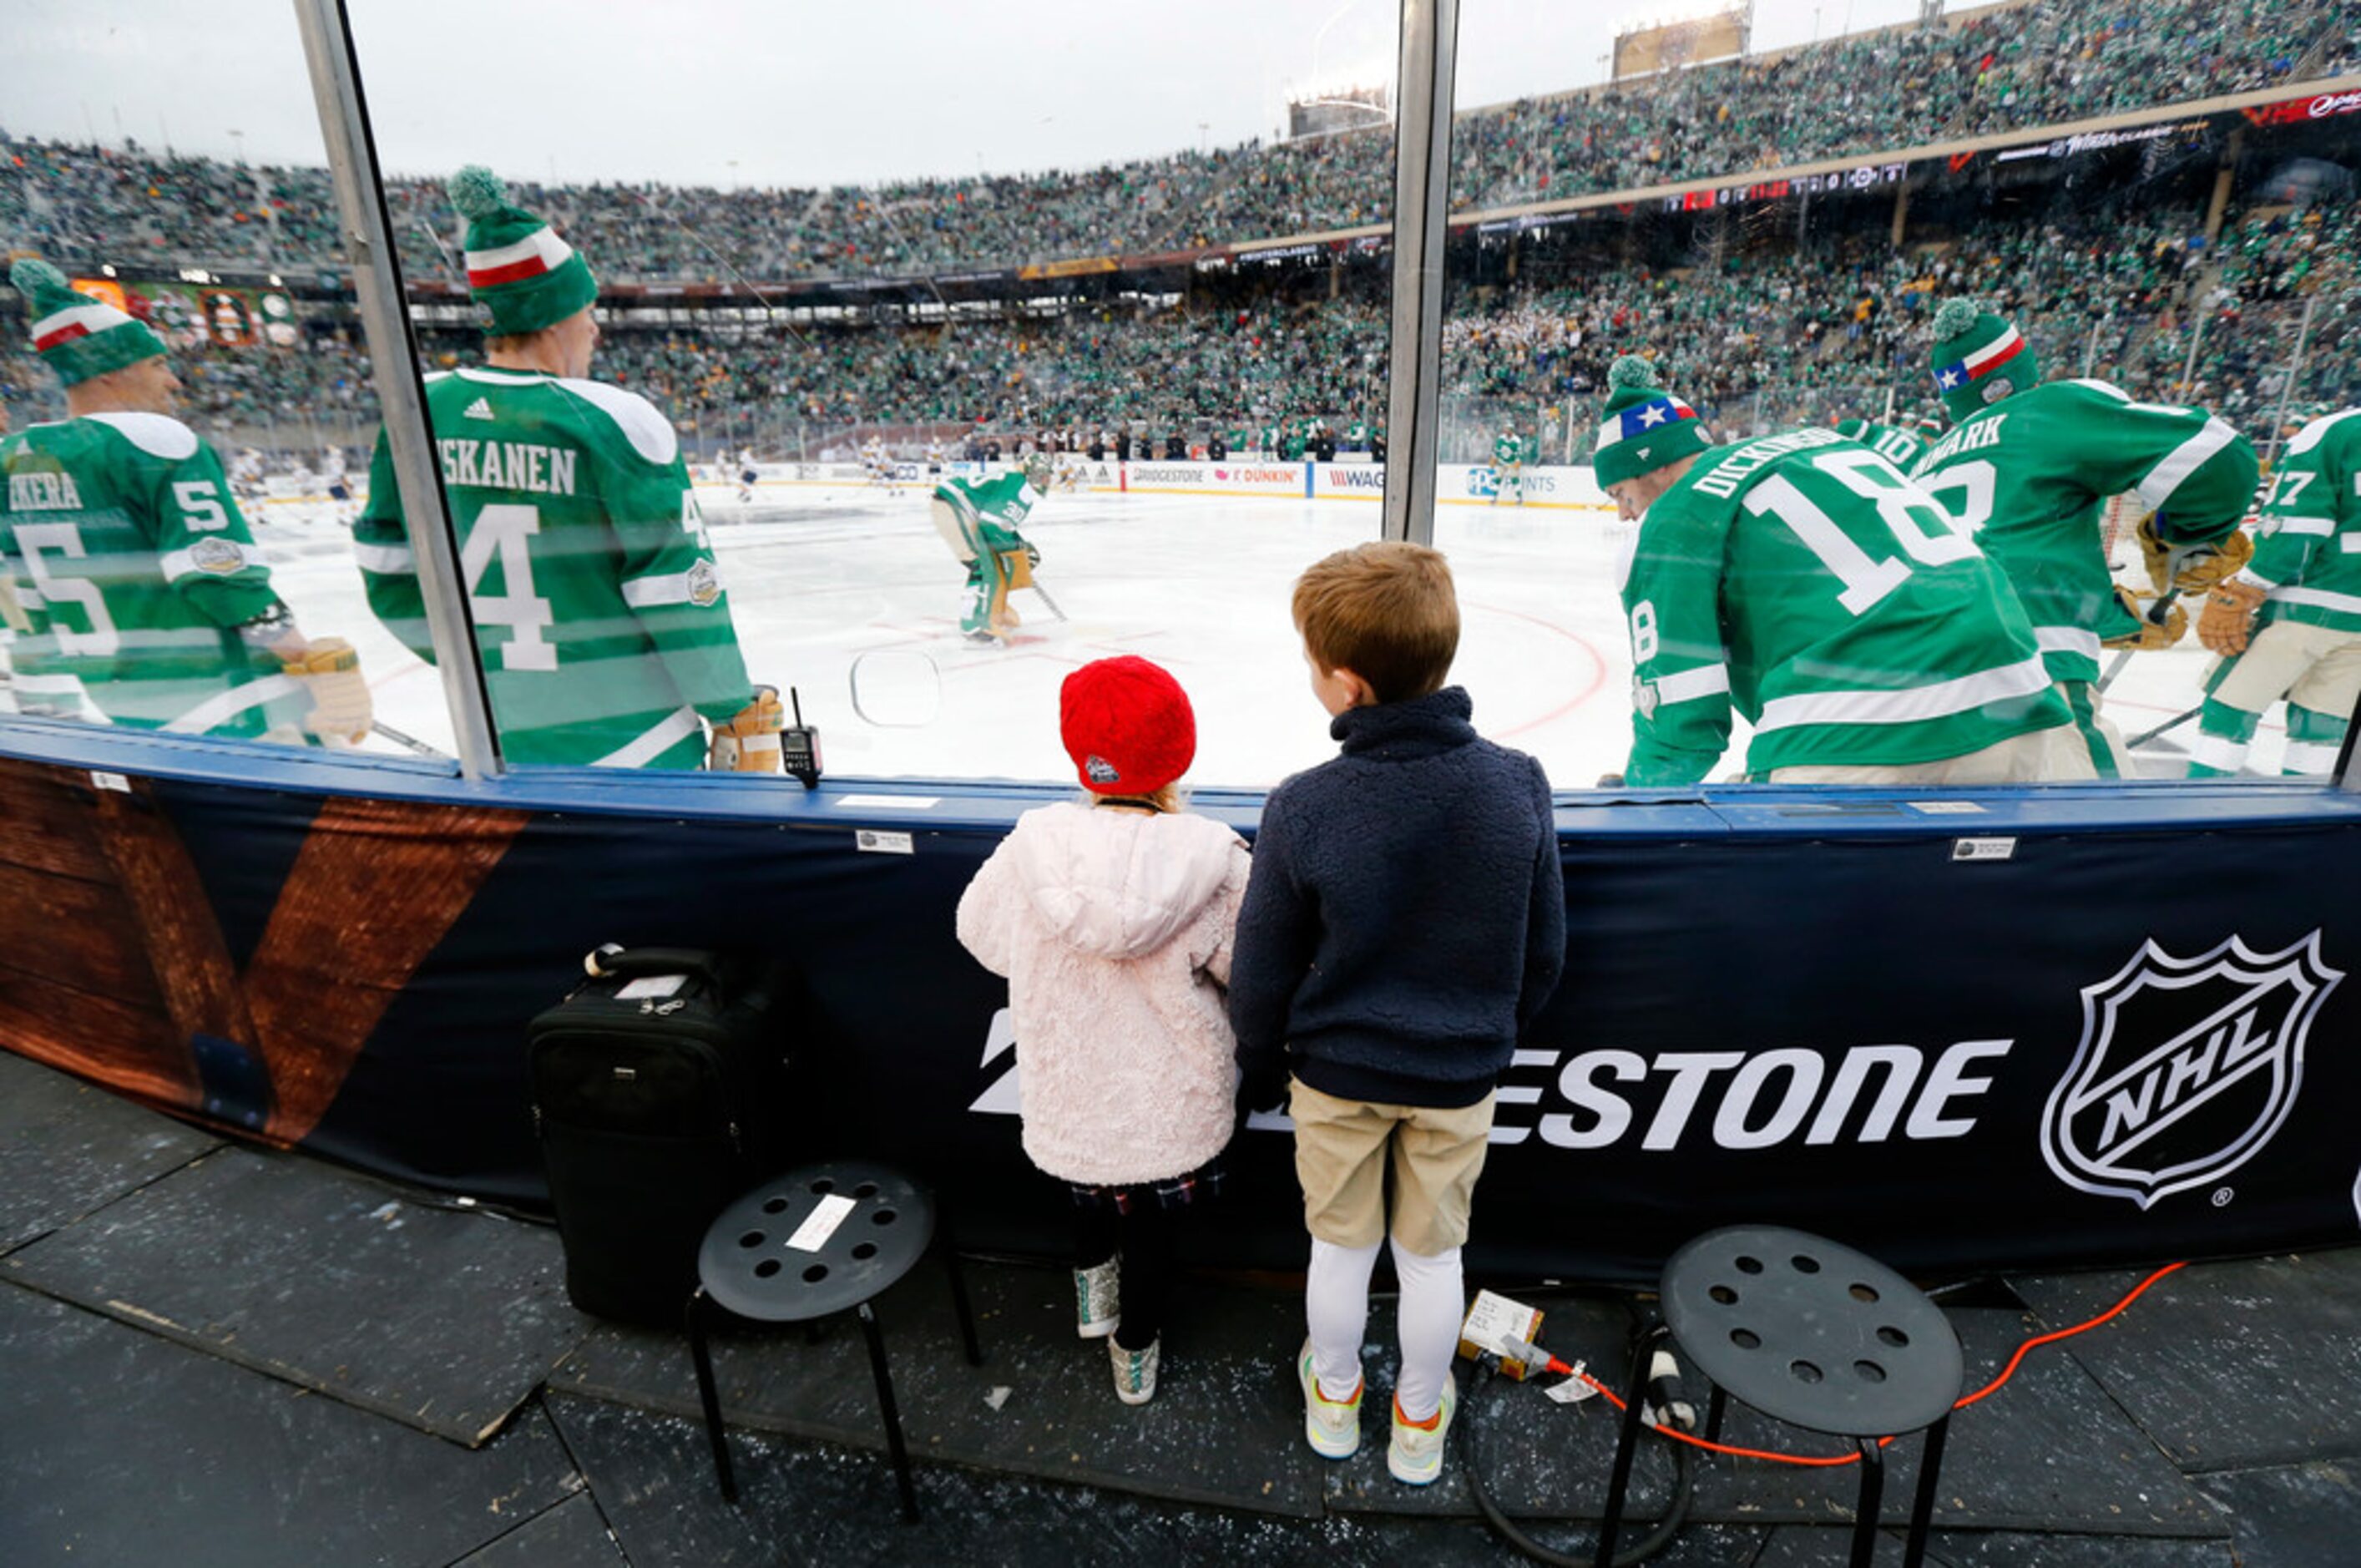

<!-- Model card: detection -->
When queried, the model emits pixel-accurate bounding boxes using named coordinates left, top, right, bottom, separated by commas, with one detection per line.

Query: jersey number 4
left=458, top=493, right=709, bottom=672
left=462, top=504, right=557, bottom=671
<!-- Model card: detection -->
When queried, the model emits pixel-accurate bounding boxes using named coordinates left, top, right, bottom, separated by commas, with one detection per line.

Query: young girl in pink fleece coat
left=955, top=656, right=1251, bottom=1406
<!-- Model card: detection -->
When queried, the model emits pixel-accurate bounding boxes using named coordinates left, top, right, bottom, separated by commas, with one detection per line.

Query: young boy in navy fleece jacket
left=1229, top=539, right=1565, bottom=1485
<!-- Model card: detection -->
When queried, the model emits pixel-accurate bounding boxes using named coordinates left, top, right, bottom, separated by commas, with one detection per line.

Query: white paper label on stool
left=786, top=1193, right=858, bottom=1252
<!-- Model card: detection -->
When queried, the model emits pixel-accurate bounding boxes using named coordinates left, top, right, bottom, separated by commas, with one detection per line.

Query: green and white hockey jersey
left=0, top=412, right=291, bottom=736
left=1622, top=427, right=2067, bottom=785
left=933, top=470, right=1039, bottom=550
left=354, top=367, right=752, bottom=770
left=1841, top=419, right=1929, bottom=471
left=1909, top=379, right=2258, bottom=684
left=2245, top=409, right=2361, bottom=634
left=1494, top=432, right=1525, bottom=467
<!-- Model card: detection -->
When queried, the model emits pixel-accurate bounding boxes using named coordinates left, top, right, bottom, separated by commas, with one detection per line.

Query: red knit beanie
left=1059, top=656, right=1196, bottom=796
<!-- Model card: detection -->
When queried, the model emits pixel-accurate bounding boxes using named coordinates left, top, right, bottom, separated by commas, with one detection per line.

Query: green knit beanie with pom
left=9, top=256, right=166, bottom=387
left=1592, top=355, right=1710, bottom=488
left=449, top=166, right=599, bottom=337
left=1929, top=297, right=2038, bottom=421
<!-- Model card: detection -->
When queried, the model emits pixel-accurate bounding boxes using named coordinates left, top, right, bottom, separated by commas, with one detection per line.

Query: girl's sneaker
left=1074, top=1258, right=1121, bottom=1339
left=1387, top=1373, right=1459, bottom=1485
left=1111, top=1338, right=1160, bottom=1405
left=1297, top=1338, right=1364, bottom=1459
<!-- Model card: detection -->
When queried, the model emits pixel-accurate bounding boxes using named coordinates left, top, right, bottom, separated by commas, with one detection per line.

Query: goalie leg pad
left=932, top=498, right=979, bottom=563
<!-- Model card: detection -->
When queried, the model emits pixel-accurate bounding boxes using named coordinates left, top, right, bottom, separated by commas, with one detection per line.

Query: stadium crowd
left=6, top=189, right=2353, bottom=461
left=5, top=0, right=2352, bottom=286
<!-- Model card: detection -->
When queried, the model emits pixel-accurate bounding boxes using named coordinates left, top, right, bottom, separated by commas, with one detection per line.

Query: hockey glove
left=281, top=636, right=372, bottom=744
left=2101, top=586, right=2187, bottom=651
left=2197, top=579, right=2268, bottom=656
left=2137, top=517, right=2254, bottom=595
left=707, top=685, right=786, bottom=772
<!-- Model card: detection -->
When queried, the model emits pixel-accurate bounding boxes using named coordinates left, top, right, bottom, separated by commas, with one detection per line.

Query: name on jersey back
left=437, top=438, right=580, bottom=496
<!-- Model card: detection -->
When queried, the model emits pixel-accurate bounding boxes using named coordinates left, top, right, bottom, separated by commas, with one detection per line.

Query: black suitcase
left=528, top=945, right=794, bottom=1326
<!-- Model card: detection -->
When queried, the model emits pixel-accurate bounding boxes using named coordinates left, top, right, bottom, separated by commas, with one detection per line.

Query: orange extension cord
left=1550, top=1261, right=2187, bottom=1469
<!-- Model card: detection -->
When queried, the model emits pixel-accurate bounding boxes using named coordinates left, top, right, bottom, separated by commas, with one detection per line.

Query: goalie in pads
left=934, top=454, right=1049, bottom=645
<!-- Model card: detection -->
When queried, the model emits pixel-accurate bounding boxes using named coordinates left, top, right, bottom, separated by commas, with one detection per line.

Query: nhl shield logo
left=2041, top=933, right=2341, bottom=1209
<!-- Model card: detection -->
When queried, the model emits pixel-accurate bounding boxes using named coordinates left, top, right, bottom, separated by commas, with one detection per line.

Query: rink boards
left=1, top=483, right=2355, bottom=1281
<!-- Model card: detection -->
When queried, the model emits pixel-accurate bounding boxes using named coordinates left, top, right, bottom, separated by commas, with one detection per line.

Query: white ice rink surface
left=255, top=482, right=2285, bottom=789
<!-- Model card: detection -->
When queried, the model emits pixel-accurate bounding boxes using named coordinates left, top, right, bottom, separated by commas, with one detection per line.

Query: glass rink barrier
left=0, top=0, right=2359, bottom=1282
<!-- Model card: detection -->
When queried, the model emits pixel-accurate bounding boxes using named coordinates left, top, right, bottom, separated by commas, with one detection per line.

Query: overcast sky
left=4, top=0, right=2004, bottom=191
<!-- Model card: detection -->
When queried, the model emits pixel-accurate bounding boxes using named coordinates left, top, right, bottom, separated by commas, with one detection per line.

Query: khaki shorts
left=1767, top=721, right=2096, bottom=785
left=2211, top=620, right=2361, bottom=718
left=1290, top=1079, right=1494, bottom=1257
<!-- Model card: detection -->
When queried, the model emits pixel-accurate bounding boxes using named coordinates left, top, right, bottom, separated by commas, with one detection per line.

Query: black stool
left=1597, top=1225, right=1964, bottom=1568
left=685, top=1160, right=983, bottom=1519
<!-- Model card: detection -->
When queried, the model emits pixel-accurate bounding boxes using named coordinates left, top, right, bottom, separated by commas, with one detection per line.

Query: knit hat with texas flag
left=448, top=166, right=599, bottom=336
left=1929, top=298, right=2040, bottom=421
left=10, top=256, right=166, bottom=386
left=1592, top=355, right=1710, bottom=488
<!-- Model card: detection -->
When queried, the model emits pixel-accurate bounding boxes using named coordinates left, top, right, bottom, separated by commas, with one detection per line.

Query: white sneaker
left=1074, top=1258, right=1121, bottom=1339
left=1388, top=1372, right=1458, bottom=1485
left=1111, top=1338, right=1160, bottom=1405
left=1297, top=1338, right=1363, bottom=1459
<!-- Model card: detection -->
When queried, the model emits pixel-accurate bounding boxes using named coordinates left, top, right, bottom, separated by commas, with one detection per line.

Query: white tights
left=1307, top=1235, right=1465, bottom=1422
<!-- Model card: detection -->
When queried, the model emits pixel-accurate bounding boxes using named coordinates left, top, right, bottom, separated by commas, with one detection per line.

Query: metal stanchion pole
left=291, top=0, right=498, bottom=778
left=1380, top=0, right=1460, bottom=547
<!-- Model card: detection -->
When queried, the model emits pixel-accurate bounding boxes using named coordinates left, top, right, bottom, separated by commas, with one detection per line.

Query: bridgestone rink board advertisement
left=5, top=749, right=2360, bottom=1282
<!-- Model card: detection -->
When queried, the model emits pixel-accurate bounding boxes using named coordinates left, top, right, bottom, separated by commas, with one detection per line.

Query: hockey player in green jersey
left=1835, top=416, right=1930, bottom=472
left=1491, top=427, right=1525, bottom=504
left=0, top=257, right=371, bottom=745
left=1595, top=357, right=2089, bottom=787
left=1909, top=299, right=2259, bottom=777
left=933, top=455, right=1049, bottom=645
left=2188, top=407, right=2361, bottom=777
left=353, top=169, right=773, bottom=771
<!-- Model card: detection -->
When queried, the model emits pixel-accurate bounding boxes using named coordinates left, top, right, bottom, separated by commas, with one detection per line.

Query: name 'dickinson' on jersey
left=437, top=438, right=579, bottom=495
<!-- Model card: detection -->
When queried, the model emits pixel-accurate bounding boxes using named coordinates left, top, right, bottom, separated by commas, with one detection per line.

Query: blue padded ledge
left=2, top=716, right=2356, bottom=841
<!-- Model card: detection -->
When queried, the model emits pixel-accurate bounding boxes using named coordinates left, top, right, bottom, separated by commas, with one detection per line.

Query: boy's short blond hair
left=1292, top=540, right=1459, bottom=704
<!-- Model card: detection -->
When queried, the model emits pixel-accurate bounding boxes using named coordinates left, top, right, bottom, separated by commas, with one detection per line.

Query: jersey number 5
left=13, top=523, right=122, bottom=657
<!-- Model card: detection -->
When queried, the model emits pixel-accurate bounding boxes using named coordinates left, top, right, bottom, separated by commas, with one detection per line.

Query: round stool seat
left=697, top=1161, right=935, bottom=1324
left=1662, top=1224, right=1962, bottom=1438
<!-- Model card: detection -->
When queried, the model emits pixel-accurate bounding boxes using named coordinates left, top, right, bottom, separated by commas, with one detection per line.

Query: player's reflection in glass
left=0, top=258, right=372, bottom=748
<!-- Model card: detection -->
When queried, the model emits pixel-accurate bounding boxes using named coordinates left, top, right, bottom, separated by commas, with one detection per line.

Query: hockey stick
left=2126, top=704, right=2202, bottom=750
left=1024, top=579, right=1069, bottom=622
left=372, top=720, right=447, bottom=757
